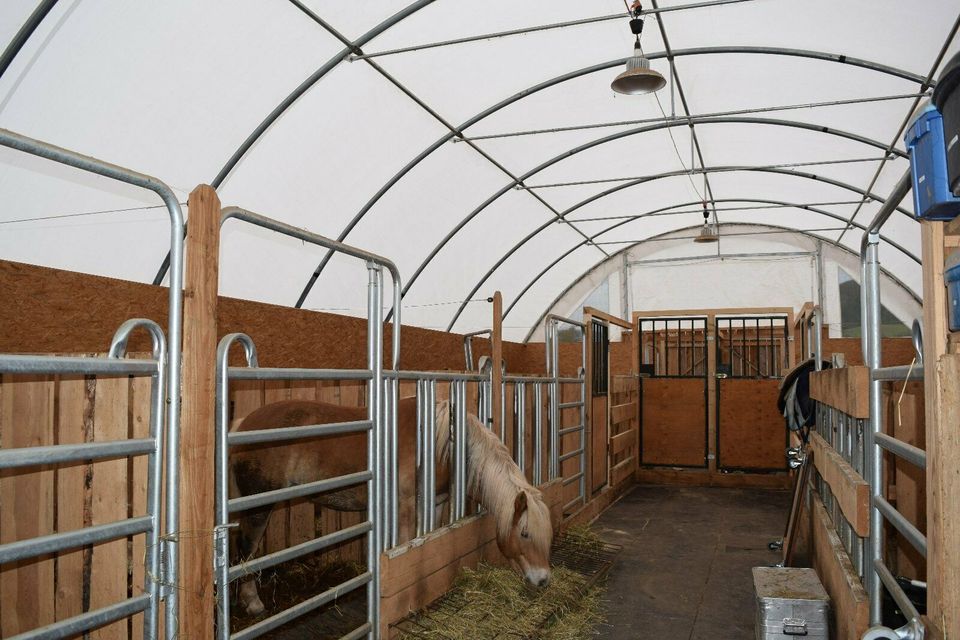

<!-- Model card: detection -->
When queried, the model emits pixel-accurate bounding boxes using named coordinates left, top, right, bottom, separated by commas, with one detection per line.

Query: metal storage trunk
left=753, top=567, right=830, bottom=640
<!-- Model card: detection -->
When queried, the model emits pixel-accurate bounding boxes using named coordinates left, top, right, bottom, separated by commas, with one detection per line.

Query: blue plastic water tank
left=904, top=104, right=960, bottom=220
left=947, top=250, right=960, bottom=332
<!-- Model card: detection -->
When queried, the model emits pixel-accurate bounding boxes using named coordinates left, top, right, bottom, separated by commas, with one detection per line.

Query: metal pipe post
left=366, top=264, right=383, bottom=638
left=533, top=383, right=543, bottom=486
left=859, top=171, right=911, bottom=624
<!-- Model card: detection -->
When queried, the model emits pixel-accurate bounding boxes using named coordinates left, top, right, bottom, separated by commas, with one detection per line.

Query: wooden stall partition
left=609, top=375, right=638, bottom=489
left=809, top=489, right=870, bottom=640
left=716, top=378, right=787, bottom=471
left=380, top=479, right=563, bottom=638
left=640, top=377, right=707, bottom=467
left=0, top=369, right=157, bottom=640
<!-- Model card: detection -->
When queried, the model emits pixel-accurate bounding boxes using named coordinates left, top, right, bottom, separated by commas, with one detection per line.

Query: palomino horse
left=230, top=396, right=553, bottom=616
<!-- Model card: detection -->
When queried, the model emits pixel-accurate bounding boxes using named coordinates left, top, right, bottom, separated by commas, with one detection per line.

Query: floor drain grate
left=391, top=534, right=622, bottom=639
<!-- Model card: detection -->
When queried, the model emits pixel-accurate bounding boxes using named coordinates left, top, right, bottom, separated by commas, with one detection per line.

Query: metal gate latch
left=783, top=618, right=808, bottom=635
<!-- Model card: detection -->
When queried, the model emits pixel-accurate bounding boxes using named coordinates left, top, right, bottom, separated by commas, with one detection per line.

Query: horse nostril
left=537, top=576, right=549, bottom=587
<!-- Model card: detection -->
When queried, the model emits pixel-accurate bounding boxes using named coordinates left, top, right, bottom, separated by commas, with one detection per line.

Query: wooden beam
left=633, top=306, right=793, bottom=320
left=178, top=185, right=221, bottom=640
left=491, top=291, right=503, bottom=438
left=921, top=221, right=958, bottom=640
left=808, top=367, right=870, bottom=419
left=583, top=306, right=632, bottom=329
left=809, top=490, right=869, bottom=640
left=809, top=432, right=870, bottom=536
left=930, top=355, right=960, bottom=638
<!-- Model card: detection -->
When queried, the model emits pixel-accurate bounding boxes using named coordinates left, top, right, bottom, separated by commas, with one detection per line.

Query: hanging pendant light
left=611, top=4, right=666, bottom=95
left=694, top=203, right=719, bottom=243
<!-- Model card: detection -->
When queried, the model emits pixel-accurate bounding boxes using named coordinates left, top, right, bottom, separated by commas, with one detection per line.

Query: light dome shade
left=611, top=53, right=666, bottom=95
left=693, top=224, right=719, bottom=243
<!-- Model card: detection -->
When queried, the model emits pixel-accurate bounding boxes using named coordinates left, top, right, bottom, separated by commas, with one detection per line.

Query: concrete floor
left=594, top=484, right=791, bottom=640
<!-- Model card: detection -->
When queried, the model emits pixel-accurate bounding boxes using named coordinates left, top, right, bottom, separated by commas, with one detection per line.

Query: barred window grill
left=591, top=320, right=608, bottom=395
left=637, top=317, right=708, bottom=378
left=715, top=315, right=789, bottom=379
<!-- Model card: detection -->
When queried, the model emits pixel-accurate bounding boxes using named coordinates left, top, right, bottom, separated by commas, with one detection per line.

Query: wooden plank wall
left=608, top=375, right=638, bottom=489
left=0, top=369, right=154, bottom=639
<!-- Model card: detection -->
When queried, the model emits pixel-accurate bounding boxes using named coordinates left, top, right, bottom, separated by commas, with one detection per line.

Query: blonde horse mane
left=435, top=400, right=550, bottom=545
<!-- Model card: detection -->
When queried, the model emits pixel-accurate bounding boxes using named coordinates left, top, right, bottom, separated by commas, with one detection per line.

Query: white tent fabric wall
left=0, top=0, right=956, bottom=341
left=531, top=223, right=922, bottom=342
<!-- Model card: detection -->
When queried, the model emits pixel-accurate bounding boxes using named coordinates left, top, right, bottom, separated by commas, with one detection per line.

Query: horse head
left=497, top=488, right=553, bottom=587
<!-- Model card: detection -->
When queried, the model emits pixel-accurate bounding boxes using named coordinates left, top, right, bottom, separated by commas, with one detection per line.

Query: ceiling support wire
left=287, top=47, right=927, bottom=309
left=520, top=156, right=888, bottom=190
left=837, top=11, right=960, bottom=244
left=0, top=0, right=60, bottom=80
left=349, top=0, right=762, bottom=62
left=457, top=93, right=928, bottom=143
left=445, top=189, right=920, bottom=332
left=284, top=0, right=607, bottom=315
left=576, top=200, right=864, bottom=222
left=645, top=0, right=720, bottom=252
left=519, top=221, right=921, bottom=343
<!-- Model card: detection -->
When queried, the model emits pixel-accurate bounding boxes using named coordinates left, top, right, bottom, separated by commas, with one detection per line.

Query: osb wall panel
left=0, top=260, right=547, bottom=374
left=717, top=378, right=787, bottom=471
left=640, top=378, right=707, bottom=467
left=821, top=336, right=918, bottom=367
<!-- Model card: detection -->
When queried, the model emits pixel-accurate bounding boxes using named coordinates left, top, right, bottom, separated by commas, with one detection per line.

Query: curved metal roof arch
left=518, top=221, right=922, bottom=343
left=373, top=116, right=907, bottom=319
left=287, top=46, right=927, bottom=306
left=448, top=189, right=919, bottom=331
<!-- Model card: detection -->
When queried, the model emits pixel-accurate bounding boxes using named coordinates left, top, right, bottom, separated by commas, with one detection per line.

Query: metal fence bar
left=228, top=367, right=372, bottom=381
left=7, top=594, right=152, bottom=640
left=874, top=433, right=927, bottom=470
left=227, top=421, right=371, bottom=446
left=516, top=381, right=526, bottom=473
left=533, top=382, right=544, bottom=486
left=875, top=496, right=928, bottom=557
left=228, top=521, right=372, bottom=582
left=875, top=560, right=923, bottom=625
left=0, top=439, right=155, bottom=470
left=0, top=354, right=159, bottom=376
left=871, top=365, right=923, bottom=381
left=0, top=516, right=153, bottom=565
left=231, top=572, right=373, bottom=640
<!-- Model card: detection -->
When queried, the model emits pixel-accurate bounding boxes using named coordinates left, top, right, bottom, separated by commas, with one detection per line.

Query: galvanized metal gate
left=0, top=129, right=186, bottom=640
left=213, top=208, right=401, bottom=640
left=637, top=317, right=709, bottom=468
left=714, top=315, right=789, bottom=472
left=544, top=315, right=586, bottom=516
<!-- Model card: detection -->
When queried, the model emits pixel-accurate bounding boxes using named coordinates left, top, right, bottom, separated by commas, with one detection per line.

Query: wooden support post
left=178, top=184, right=221, bottom=640
left=491, top=292, right=503, bottom=439
left=921, top=221, right=959, bottom=639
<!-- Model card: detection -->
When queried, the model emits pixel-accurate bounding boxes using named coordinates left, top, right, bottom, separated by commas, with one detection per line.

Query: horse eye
left=521, top=531, right=530, bottom=539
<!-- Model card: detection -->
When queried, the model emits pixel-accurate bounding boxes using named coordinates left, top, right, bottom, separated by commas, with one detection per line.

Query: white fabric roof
left=1, top=0, right=957, bottom=341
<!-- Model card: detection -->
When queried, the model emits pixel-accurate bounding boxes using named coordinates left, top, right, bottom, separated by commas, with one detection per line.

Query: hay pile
left=397, top=527, right=607, bottom=639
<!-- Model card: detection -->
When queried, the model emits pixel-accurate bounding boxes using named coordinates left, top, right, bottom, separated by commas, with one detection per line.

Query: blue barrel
left=904, top=104, right=960, bottom=220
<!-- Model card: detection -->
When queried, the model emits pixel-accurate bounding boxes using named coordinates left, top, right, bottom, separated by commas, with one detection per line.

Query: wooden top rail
left=809, top=366, right=870, bottom=419
left=583, top=307, right=632, bottom=330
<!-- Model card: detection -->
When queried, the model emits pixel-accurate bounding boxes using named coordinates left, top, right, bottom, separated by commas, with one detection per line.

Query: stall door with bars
left=590, top=319, right=609, bottom=493
left=715, top=315, right=789, bottom=471
left=638, top=317, right=709, bottom=468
